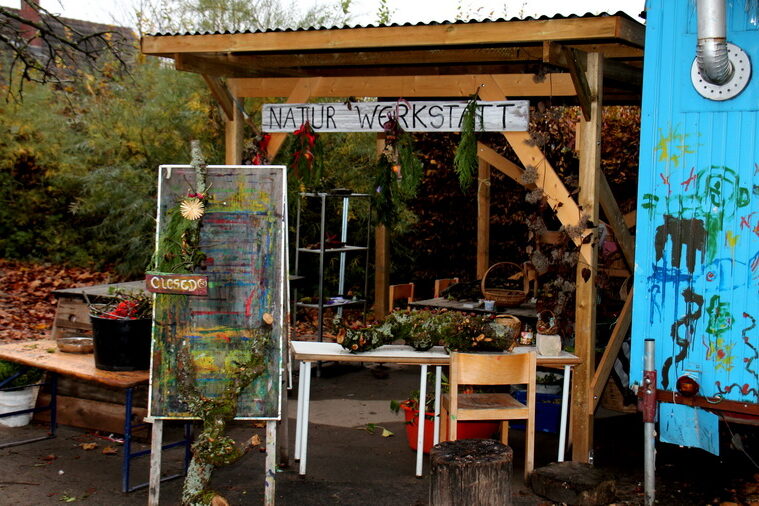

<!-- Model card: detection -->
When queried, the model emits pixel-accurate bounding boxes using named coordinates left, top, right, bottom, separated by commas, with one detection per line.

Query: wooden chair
left=388, top=283, right=415, bottom=310
left=441, top=351, right=537, bottom=479
left=433, top=277, right=460, bottom=298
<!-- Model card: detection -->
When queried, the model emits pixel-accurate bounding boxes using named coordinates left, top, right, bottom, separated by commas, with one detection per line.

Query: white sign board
left=261, top=100, right=529, bottom=133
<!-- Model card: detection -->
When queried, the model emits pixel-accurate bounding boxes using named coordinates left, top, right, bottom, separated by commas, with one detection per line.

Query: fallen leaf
left=79, top=443, right=97, bottom=451
left=250, top=434, right=262, bottom=447
left=210, top=495, right=230, bottom=506
left=252, top=421, right=265, bottom=428
left=41, top=454, right=57, bottom=461
left=102, top=446, right=118, bottom=455
left=381, top=428, right=394, bottom=437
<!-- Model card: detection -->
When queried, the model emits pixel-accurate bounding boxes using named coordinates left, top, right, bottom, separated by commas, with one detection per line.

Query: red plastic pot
left=399, top=401, right=499, bottom=454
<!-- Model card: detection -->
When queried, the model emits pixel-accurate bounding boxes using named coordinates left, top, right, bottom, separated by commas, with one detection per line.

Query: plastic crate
left=511, top=390, right=562, bottom=433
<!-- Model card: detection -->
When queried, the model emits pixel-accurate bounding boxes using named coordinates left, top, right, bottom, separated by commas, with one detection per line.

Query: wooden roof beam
left=229, top=73, right=576, bottom=98
left=543, top=41, right=643, bottom=88
left=142, top=16, right=642, bottom=55
left=201, top=46, right=547, bottom=69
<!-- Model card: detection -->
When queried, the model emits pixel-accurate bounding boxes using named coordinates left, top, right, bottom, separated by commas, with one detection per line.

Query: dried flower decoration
left=519, top=165, right=538, bottom=185
left=180, top=197, right=205, bottom=220
left=525, top=188, right=545, bottom=204
left=561, top=213, right=590, bottom=240
left=530, top=250, right=550, bottom=275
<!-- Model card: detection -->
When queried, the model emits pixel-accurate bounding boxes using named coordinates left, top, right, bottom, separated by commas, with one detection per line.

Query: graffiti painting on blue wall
left=646, top=125, right=758, bottom=401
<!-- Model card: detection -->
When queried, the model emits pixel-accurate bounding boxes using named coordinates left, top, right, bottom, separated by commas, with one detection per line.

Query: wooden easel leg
left=265, top=420, right=277, bottom=506
left=148, top=419, right=163, bottom=506
left=277, top=375, right=289, bottom=468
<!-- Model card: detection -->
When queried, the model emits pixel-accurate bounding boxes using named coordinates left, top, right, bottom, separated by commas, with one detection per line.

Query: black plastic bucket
left=90, top=316, right=152, bottom=371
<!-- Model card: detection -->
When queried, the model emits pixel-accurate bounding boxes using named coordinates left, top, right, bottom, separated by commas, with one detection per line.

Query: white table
left=290, top=342, right=449, bottom=477
left=290, top=341, right=580, bottom=476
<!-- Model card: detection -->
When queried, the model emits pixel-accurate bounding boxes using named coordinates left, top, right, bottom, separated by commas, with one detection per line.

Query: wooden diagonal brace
left=201, top=74, right=235, bottom=121
left=590, top=288, right=632, bottom=411
left=263, top=78, right=319, bottom=160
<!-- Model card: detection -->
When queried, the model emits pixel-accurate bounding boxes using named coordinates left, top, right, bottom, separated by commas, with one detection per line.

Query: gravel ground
left=0, top=363, right=756, bottom=505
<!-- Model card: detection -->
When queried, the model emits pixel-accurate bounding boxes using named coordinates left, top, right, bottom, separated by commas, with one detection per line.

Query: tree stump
left=430, top=439, right=513, bottom=506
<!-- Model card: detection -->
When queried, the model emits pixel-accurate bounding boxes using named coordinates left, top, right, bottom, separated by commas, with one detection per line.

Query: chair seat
left=442, top=393, right=528, bottom=420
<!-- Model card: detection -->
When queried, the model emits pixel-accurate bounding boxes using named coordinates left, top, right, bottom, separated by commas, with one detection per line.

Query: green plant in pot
left=88, top=290, right=153, bottom=371
left=0, top=359, right=44, bottom=427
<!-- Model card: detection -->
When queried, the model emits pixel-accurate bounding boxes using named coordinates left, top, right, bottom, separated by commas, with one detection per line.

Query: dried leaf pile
left=0, top=259, right=112, bottom=342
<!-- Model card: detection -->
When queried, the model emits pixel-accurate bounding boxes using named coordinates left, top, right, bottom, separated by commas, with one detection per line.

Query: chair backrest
left=450, top=352, right=536, bottom=388
left=433, top=277, right=460, bottom=298
left=388, top=283, right=415, bottom=309
left=523, top=262, right=539, bottom=297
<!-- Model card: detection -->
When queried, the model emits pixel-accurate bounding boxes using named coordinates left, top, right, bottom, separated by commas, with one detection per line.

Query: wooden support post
left=477, top=158, right=491, bottom=279
left=571, top=52, right=603, bottom=463
left=374, top=134, right=390, bottom=317
left=225, top=97, right=244, bottom=165
left=374, top=225, right=390, bottom=317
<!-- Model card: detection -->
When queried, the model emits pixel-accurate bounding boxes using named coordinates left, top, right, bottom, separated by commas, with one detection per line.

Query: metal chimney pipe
left=697, top=0, right=733, bottom=84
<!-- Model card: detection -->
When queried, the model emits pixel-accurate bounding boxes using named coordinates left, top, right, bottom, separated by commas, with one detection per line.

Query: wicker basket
left=536, top=310, right=559, bottom=335
left=481, top=262, right=529, bottom=307
left=494, top=314, right=522, bottom=338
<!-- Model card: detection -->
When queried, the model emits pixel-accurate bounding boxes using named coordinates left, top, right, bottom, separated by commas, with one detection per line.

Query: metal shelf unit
left=293, top=192, right=371, bottom=343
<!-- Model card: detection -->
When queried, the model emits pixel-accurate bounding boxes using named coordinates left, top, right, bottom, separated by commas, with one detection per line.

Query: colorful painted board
left=631, top=0, right=759, bottom=450
left=148, top=165, right=286, bottom=420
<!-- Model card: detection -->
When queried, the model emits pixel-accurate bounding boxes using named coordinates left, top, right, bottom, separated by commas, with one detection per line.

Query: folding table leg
left=122, top=387, right=135, bottom=493
left=558, top=365, right=572, bottom=462
left=416, top=364, right=428, bottom=477
left=49, top=372, right=57, bottom=436
left=433, top=366, right=442, bottom=445
left=298, top=361, right=312, bottom=475
left=294, top=360, right=306, bottom=460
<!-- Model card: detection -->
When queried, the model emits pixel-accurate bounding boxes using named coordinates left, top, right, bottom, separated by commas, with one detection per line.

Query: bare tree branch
left=0, top=0, right=135, bottom=100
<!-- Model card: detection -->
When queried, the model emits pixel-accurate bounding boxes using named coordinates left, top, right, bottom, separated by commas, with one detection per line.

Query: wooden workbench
left=0, top=340, right=148, bottom=389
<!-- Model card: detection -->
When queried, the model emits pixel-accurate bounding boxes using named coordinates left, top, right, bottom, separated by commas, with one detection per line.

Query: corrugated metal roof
left=148, top=11, right=642, bottom=37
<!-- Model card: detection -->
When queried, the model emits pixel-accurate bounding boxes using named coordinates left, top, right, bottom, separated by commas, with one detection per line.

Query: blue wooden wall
left=631, top=0, right=759, bottom=408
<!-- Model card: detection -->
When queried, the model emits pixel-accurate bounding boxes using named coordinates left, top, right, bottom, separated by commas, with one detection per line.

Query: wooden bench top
left=52, top=280, right=146, bottom=298
left=0, top=340, right=149, bottom=389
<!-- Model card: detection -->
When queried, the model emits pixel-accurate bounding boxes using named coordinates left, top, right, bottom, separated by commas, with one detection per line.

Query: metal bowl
left=57, top=337, right=94, bottom=354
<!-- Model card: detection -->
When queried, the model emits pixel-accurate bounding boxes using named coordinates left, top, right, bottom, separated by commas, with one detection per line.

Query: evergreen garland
left=151, top=141, right=209, bottom=273
left=454, top=93, right=482, bottom=190
left=373, top=154, right=397, bottom=227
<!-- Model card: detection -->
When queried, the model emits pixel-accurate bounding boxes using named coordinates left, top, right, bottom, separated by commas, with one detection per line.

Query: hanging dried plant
left=454, top=93, right=482, bottom=190
left=292, top=121, right=323, bottom=185
left=372, top=104, right=424, bottom=226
